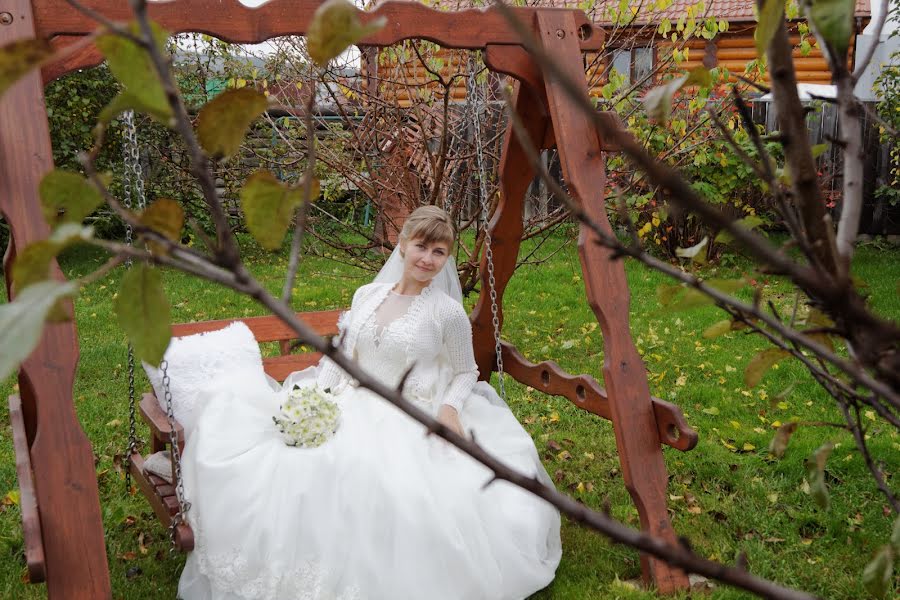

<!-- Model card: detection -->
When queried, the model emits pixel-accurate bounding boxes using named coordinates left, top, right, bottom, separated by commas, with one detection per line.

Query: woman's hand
left=437, top=404, right=465, bottom=438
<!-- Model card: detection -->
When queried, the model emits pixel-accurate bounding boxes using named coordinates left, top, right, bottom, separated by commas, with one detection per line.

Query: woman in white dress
left=177, top=206, right=562, bottom=600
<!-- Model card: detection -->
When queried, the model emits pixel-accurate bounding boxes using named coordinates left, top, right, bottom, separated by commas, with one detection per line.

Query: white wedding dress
left=177, top=281, right=562, bottom=600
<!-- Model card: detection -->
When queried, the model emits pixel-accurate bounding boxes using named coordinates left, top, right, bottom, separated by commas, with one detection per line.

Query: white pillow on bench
left=142, top=321, right=268, bottom=439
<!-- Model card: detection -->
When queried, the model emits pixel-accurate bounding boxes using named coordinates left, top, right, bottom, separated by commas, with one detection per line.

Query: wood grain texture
left=32, top=0, right=603, bottom=48
left=470, top=74, right=548, bottom=379
left=127, top=454, right=194, bottom=551
left=8, top=395, right=46, bottom=583
left=500, top=343, right=697, bottom=452
left=0, top=2, right=111, bottom=596
left=535, top=11, right=689, bottom=593
left=171, top=310, right=342, bottom=341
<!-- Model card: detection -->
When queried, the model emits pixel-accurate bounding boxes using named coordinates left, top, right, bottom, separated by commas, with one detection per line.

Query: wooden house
left=362, top=0, right=873, bottom=104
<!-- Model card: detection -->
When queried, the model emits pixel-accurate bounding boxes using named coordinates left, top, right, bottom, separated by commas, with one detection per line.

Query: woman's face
left=399, top=237, right=451, bottom=284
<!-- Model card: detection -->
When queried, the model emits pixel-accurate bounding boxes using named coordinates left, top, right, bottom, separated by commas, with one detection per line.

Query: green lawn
left=1, top=231, right=898, bottom=599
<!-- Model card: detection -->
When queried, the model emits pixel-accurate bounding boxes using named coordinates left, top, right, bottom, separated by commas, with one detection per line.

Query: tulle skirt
left=177, top=369, right=562, bottom=600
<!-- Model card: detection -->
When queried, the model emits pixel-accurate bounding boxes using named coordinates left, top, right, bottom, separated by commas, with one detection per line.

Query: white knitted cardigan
left=316, top=282, right=478, bottom=412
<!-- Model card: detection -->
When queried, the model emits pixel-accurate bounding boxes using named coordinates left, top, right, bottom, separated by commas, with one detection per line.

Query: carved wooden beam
left=535, top=10, right=689, bottom=593
left=0, top=1, right=111, bottom=597
left=32, top=0, right=604, bottom=46
left=500, top=342, right=697, bottom=452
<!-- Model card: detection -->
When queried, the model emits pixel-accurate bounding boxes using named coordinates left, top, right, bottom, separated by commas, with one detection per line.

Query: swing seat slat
left=8, top=394, right=46, bottom=583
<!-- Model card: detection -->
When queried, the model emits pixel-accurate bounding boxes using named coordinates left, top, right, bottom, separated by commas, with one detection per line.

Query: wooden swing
left=1, top=1, right=698, bottom=597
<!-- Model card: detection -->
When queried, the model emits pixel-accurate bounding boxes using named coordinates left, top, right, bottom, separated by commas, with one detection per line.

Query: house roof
left=379, top=0, right=872, bottom=25
left=591, top=0, right=871, bottom=25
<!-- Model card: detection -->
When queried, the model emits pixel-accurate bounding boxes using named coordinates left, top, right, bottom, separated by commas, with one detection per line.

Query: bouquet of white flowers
left=273, top=385, right=341, bottom=448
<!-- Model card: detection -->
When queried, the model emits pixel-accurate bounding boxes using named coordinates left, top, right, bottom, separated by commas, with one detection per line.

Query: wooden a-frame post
left=2, top=1, right=695, bottom=596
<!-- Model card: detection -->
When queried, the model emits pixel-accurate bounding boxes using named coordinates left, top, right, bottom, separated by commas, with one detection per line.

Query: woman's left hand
left=437, top=404, right=465, bottom=438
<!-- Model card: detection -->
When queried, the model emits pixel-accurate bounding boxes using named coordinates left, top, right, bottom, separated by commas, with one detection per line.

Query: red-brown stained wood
left=0, top=2, right=111, bottom=597
left=8, top=395, right=46, bottom=583
left=140, top=394, right=186, bottom=454
left=31, top=1, right=603, bottom=50
left=535, top=11, right=689, bottom=593
left=470, top=72, right=549, bottom=378
left=500, top=343, right=697, bottom=452
left=171, top=310, right=342, bottom=341
left=128, top=455, right=194, bottom=551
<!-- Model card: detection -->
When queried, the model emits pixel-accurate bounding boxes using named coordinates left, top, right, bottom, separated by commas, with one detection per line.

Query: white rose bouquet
left=273, top=385, right=341, bottom=448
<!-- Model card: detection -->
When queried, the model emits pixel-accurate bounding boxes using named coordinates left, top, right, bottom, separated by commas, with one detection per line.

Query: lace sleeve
left=316, top=286, right=365, bottom=393
left=440, top=302, right=479, bottom=412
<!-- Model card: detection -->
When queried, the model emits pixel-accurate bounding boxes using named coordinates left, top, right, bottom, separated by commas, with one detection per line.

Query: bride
left=177, top=206, right=562, bottom=600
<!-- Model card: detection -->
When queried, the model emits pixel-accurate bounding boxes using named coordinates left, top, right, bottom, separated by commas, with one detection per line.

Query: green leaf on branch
left=0, top=38, right=54, bottom=99
left=675, top=236, right=708, bottom=264
left=307, top=0, right=387, bottom=67
left=240, top=170, right=318, bottom=251
left=715, top=215, right=764, bottom=244
left=114, top=264, right=171, bottom=365
left=754, top=0, right=785, bottom=61
left=769, top=421, right=798, bottom=458
left=12, top=224, right=94, bottom=292
left=804, top=0, right=854, bottom=64
left=804, top=441, right=834, bottom=510
left=702, top=319, right=733, bottom=339
left=197, top=88, right=269, bottom=159
left=745, top=348, right=790, bottom=387
left=139, top=198, right=184, bottom=254
left=862, top=545, right=894, bottom=598
left=39, top=170, right=104, bottom=226
left=96, top=22, right=173, bottom=124
left=643, top=67, right=710, bottom=124
left=0, top=280, right=78, bottom=381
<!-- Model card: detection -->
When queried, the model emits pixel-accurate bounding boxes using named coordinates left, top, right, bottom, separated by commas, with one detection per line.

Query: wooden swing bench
left=128, top=309, right=698, bottom=553
left=5, top=1, right=701, bottom=596
left=129, top=308, right=344, bottom=551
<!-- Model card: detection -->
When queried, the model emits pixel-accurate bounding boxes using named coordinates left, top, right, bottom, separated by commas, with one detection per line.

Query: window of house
left=610, top=46, right=655, bottom=85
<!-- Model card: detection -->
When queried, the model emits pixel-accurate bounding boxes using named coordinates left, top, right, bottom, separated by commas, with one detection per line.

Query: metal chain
left=468, top=62, right=506, bottom=400
left=161, top=360, right=191, bottom=550
left=122, top=110, right=145, bottom=489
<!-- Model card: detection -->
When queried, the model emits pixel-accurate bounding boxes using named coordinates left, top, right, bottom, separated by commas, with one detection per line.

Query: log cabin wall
left=363, top=1, right=872, bottom=105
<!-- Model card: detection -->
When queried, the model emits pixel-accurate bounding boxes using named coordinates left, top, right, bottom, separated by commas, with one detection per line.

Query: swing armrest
left=139, top=393, right=186, bottom=452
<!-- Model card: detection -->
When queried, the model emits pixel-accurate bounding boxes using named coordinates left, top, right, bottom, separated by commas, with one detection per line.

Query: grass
left=1, top=230, right=898, bottom=599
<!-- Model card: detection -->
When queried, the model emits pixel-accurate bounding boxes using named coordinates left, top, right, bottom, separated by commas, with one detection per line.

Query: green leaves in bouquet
left=114, top=264, right=171, bottom=366
left=754, top=0, right=785, bottom=61
left=39, top=169, right=104, bottom=227
left=241, top=170, right=319, bottom=251
left=197, top=87, right=269, bottom=160
left=307, top=0, right=387, bottom=67
left=96, top=21, right=173, bottom=125
left=643, top=67, right=711, bottom=125
left=0, top=38, right=54, bottom=99
left=0, top=280, right=78, bottom=381
left=139, top=198, right=184, bottom=255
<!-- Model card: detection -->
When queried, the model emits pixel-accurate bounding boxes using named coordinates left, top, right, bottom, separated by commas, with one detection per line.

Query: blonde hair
left=399, top=206, right=455, bottom=246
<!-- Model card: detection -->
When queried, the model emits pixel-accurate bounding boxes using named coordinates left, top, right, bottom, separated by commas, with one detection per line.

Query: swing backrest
left=170, top=309, right=344, bottom=381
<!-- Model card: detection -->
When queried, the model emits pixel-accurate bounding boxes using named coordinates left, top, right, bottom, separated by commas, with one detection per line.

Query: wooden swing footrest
left=8, top=394, right=46, bottom=583
left=128, top=453, right=194, bottom=552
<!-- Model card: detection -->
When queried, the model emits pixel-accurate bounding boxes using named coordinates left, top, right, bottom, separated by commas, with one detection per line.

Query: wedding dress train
left=177, top=283, right=562, bottom=600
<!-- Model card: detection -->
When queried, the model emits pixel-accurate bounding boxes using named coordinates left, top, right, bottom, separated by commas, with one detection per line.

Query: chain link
left=468, top=64, right=506, bottom=401
left=161, top=360, right=191, bottom=550
left=122, top=109, right=147, bottom=489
